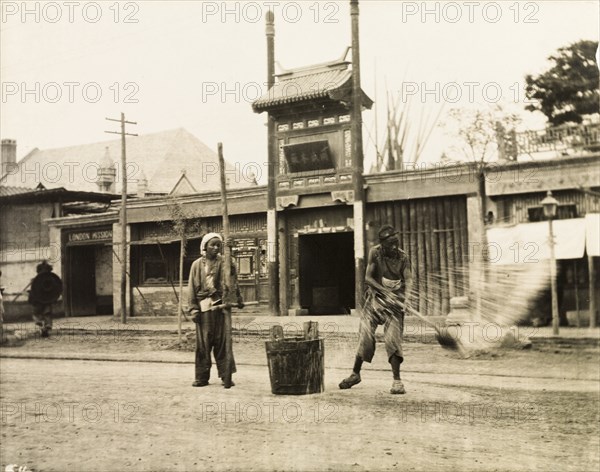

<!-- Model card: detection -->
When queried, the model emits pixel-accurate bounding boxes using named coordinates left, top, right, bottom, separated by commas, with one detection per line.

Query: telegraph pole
left=351, top=0, right=366, bottom=311
left=106, top=113, right=137, bottom=324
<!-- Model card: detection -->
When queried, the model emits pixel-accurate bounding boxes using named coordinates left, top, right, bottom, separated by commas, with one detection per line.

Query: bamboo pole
left=400, top=202, right=409, bottom=257
left=424, top=199, right=435, bottom=316
left=408, top=201, right=418, bottom=312
left=177, top=237, right=185, bottom=339
left=218, top=143, right=234, bottom=387
left=429, top=200, right=440, bottom=316
left=437, top=200, right=449, bottom=316
left=589, top=254, right=596, bottom=329
left=454, top=198, right=466, bottom=295
left=111, top=248, right=158, bottom=317
left=386, top=202, right=394, bottom=229
left=574, top=260, right=580, bottom=327
left=156, top=241, right=183, bottom=306
left=393, top=203, right=402, bottom=249
left=443, top=199, right=456, bottom=299
left=416, top=201, right=426, bottom=315
left=10, top=281, right=32, bottom=303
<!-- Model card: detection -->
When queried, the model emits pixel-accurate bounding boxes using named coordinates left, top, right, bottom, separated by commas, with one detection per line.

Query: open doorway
left=298, top=232, right=355, bottom=315
left=68, top=245, right=96, bottom=316
left=67, top=245, right=113, bottom=316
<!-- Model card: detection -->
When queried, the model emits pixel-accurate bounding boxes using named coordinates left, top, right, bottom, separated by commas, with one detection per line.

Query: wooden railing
left=515, top=121, right=600, bottom=156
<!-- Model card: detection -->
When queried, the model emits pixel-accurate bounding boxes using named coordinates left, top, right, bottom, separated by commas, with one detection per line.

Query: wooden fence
left=367, top=196, right=469, bottom=317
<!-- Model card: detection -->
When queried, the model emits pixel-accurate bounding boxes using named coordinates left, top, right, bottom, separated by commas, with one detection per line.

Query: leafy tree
left=440, top=105, right=521, bottom=164
left=440, top=104, right=521, bottom=221
left=525, top=40, right=599, bottom=125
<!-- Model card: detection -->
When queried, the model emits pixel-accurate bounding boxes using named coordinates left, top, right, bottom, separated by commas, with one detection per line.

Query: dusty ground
left=1, top=333, right=599, bottom=472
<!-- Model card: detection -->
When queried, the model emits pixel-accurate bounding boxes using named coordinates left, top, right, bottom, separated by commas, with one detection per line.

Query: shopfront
left=64, top=227, right=113, bottom=316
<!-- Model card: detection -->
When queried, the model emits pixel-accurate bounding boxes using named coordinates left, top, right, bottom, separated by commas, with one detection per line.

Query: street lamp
left=541, top=190, right=559, bottom=335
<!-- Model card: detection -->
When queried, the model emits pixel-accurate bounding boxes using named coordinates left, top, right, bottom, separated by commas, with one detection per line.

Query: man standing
left=188, top=233, right=244, bottom=388
left=0, top=270, right=5, bottom=339
left=29, top=261, right=62, bottom=338
left=339, top=224, right=413, bottom=394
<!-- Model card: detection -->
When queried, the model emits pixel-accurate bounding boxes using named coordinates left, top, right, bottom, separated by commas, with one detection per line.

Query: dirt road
left=1, top=336, right=599, bottom=472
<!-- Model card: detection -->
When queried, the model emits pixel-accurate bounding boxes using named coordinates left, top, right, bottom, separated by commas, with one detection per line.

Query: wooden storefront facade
left=129, top=212, right=269, bottom=314
left=366, top=196, right=469, bottom=317
left=485, top=156, right=600, bottom=326
left=46, top=154, right=599, bottom=320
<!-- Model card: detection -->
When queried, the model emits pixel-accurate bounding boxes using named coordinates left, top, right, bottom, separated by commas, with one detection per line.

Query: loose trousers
left=32, top=303, right=53, bottom=332
left=195, top=309, right=236, bottom=382
left=356, top=307, right=404, bottom=363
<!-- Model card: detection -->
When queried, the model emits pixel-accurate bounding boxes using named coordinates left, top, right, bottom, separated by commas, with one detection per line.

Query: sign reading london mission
left=68, top=229, right=113, bottom=244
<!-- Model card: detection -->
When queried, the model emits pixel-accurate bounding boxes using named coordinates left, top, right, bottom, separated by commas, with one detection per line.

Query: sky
left=1, top=0, right=599, bottom=183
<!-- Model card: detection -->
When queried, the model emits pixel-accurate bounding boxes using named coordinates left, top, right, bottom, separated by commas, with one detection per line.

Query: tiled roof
left=0, top=128, right=246, bottom=195
left=0, top=187, right=117, bottom=203
left=0, top=185, right=35, bottom=197
left=170, top=172, right=198, bottom=195
left=62, top=201, right=112, bottom=214
left=252, top=60, right=373, bottom=111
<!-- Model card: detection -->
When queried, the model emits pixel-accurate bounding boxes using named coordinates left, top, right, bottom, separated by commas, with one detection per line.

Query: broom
left=369, top=287, right=460, bottom=351
left=218, top=142, right=235, bottom=389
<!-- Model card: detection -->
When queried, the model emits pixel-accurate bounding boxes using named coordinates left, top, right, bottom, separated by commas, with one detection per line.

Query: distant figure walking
left=28, top=261, right=62, bottom=338
left=0, top=270, right=5, bottom=331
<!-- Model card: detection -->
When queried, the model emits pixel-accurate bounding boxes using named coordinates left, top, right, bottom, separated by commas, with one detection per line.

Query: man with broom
left=339, top=224, right=413, bottom=394
left=188, top=232, right=244, bottom=388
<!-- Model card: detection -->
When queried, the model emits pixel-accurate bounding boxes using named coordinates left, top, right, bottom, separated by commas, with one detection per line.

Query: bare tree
left=158, top=198, right=203, bottom=340
left=368, top=92, right=444, bottom=172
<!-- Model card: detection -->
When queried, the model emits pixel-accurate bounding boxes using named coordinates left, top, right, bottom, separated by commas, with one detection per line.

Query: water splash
left=354, top=256, right=551, bottom=356
left=412, top=259, right=550, bottom=354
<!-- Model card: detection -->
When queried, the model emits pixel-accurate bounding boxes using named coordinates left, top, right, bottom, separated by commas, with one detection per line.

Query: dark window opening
left=528, top=204, right=577, bottom=222
left=136, top=238, right=269, bottom=285
left=143, top=260, right=168, bottom=284
left=138, top=243, right=200, bottom=285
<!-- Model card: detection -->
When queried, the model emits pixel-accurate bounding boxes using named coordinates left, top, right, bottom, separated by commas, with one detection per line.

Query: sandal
left=339, top=372, right=361, bottom=389
left=390, top=380, right=406, bottom=394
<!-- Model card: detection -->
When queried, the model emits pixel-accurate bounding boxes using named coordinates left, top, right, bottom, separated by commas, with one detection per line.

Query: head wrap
left=36, top=260, right=53, bottom=273
left=378, top=225, right=398, bottom=242
left=200, top=232, right=223, bottom=254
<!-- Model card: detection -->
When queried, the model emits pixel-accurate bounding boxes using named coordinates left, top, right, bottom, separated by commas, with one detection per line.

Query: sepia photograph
left=1, top=1, right=599, bottom=471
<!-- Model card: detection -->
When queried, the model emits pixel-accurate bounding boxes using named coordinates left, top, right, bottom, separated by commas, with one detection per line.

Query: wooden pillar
left=279, top=213, right=289, bottom=315
left=265, top=11, right=279, bottom=315
left=267, top=209, right=279, bottom=315
left=590, top=255, right=596, bottom=328
left=59, top=229, right=70, bottom=317
left=466, top=193, right=485, bottom=320
left=350, top=0, right=366, bottom=311
left=548, top=218, right=559, bottom=336
left=574, top=260, right=580, bottom=326
left=113, top=222, right=131, bottom=320
left=293, top=232, right=301, bottom=309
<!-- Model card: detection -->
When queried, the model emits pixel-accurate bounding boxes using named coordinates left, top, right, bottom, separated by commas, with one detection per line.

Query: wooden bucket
left=265, top=322, right=324, bottom=395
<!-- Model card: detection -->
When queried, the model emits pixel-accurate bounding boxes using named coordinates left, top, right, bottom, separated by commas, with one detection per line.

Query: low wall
left=132, top=286, right=187, bottom=316
left=2, top=300, right=64, bottom=322
left=131, top=286, right=266, bottom=317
